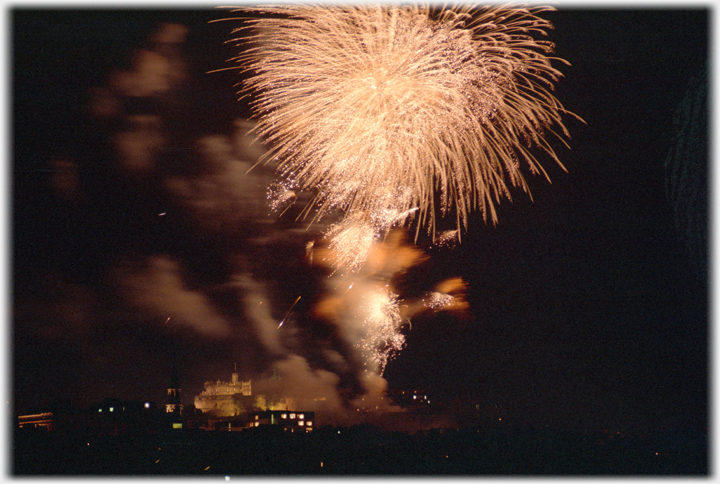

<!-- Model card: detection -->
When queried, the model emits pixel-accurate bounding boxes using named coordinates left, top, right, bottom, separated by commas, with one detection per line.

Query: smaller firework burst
left=434, top=229, right=460, bottom=249
left=358, top=285, right=405, bottom=375
left=267, top=180, right=297, bottom=214
left=423, top=291, right=456, bottom=310
left=324, top=215, right=379, bottom=274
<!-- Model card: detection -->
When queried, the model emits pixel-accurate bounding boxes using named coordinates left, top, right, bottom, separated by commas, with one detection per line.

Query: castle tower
left=166, top=363, right=183, bottom=414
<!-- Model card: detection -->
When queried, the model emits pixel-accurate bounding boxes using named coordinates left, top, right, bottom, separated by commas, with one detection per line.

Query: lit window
left=298, top=414, right=304, bottom=419
left=254, top=422, right=259, bottom=427
left=255, top=415, right=259, bottom=420
left=290, top=413, right=296, bottom=419
left=109, top=407, right=114, bottom=412
left=307, top=421, right=313, bottom=426
left=98, top=409, right=102, bottom=413
left=281, top=413, right=287, bottom=419
left=298, top=421, right=304, bottom=426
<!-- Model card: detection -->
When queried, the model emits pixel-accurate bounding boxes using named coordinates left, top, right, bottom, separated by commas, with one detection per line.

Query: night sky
left=11, top=5, right=708, bottom=437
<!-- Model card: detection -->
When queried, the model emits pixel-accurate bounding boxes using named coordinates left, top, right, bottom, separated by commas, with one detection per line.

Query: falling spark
left=278, top=295, right=302, bottom=329
left=231, top=4, right=577, bottom=242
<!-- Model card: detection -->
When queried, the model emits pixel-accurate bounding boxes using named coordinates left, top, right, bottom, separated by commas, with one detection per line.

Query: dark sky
left=11, top=5, right=708, bottom=436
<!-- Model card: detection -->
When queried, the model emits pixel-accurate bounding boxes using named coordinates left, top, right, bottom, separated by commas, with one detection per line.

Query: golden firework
left=229, top=4, right=576, bottom=239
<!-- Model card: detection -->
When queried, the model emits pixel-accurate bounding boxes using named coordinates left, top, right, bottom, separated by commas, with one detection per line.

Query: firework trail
left=230, top=4, right=575, bottom=243
left=278, top=295, right=301, bottom=328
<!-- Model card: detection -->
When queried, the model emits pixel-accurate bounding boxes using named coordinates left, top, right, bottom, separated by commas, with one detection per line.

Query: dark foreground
left=14, top=424, right=707, bottom=475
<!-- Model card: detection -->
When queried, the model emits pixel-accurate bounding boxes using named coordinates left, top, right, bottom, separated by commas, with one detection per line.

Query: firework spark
left=230, top=4, right=575, bottom=240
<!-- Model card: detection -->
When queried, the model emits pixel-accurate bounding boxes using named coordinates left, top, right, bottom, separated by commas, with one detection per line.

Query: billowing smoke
left=115, top=255, right=232, bottom=338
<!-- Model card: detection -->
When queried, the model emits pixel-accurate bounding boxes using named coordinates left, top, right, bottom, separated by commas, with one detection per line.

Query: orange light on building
left=17, top=412, right=54, bottom=431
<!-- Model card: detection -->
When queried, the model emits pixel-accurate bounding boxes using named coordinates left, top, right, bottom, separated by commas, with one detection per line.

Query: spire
left=171, top=362, right=179, bottom=389
left=166, top=362, right=182, bottom=415
left=232, top=362, right=239, bottom=384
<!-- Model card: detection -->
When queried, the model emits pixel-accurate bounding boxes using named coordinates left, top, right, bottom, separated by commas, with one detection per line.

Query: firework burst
left=229, top=4, right=575, bottom=240
left=221, top=4, right=567, bottom=390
